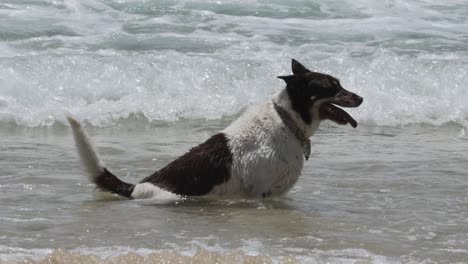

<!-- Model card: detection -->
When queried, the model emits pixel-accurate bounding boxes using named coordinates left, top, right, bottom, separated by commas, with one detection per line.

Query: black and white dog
left=68, top=59, right=363, bottom=199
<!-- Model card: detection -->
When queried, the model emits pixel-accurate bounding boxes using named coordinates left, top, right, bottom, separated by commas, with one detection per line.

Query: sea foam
left=0, top=50, right=466, bottom=127
left=0, top=0, right=467, bottom=127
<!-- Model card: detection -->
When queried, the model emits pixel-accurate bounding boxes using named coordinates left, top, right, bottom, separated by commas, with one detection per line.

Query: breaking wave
left=1, top=0, right=467, bottom=127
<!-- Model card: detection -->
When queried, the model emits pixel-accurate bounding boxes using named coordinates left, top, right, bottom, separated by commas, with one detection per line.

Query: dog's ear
left=277, top=75, right=294, bottom=84
left=291, top=59, right=311, bottom=75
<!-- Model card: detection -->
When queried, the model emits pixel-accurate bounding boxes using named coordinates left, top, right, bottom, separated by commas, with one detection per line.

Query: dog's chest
left=214, top=103, right=305, bottom=197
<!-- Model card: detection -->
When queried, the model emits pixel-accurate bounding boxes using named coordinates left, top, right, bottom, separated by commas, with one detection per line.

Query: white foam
left=0, top=0, right=467, bottom=127
left=1, top=50, right=466, bottom=127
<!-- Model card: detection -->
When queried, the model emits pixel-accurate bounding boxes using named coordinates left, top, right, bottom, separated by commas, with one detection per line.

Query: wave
left=0, top=49, right=467, bottom=127
left=0, top=0, right=467, bottom=127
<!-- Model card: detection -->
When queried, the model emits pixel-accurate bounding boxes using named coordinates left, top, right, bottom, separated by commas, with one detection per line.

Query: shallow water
left=1, top=0, right=468, bottom=263
left=1, top=121, right=467, bottom=263
left=1, top=0, right=468, bottom=127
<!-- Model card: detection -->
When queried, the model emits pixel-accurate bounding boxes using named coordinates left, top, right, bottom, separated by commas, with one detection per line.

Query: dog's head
left=278, top=59, right=363, bottom=128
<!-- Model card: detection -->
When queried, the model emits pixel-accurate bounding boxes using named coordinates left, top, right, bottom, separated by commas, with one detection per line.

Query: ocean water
left=0, top=0, right=467, bottom=263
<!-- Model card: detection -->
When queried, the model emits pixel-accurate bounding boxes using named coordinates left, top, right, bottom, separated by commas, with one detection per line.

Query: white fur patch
left=219, top=89, right=310, bottom=197
left=131, top=182, right=179, bottom=200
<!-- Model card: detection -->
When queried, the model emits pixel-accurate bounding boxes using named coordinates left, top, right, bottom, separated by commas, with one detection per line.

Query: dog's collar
left=273, top=102, right=311, bottom=161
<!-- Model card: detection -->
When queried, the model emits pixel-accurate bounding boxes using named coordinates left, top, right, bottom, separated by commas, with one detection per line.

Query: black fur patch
left=94, top=168, right=135, bottom=198
left=139, top=133, right=233, bottom=196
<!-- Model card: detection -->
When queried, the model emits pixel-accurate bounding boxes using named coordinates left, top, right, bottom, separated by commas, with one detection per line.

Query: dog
left=68, top=59, right=363, bottom=199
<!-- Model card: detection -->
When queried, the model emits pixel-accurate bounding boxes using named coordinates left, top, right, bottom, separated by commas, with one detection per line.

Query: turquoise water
left=0, top=0, right=467, bottom=263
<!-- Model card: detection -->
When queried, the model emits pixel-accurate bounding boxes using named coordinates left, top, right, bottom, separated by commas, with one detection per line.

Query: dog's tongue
left=320, top=104, right=358, bottom=128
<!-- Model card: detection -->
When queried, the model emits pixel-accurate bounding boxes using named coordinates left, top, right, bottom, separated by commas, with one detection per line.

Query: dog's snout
left=333, top=89, right=363, bottom=107
left=354, top=94, right=363, bottom=106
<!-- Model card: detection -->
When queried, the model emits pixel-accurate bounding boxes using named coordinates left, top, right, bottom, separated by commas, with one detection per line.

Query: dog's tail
left=67, top=116, right=135, bottom=198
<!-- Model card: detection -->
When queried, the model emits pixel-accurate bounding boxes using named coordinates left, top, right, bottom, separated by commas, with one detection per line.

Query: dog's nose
left=354, top=95, right=363, bottom=106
